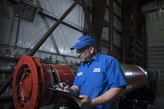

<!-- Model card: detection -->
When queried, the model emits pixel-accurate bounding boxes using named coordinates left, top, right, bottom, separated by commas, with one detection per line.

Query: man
left=64, top=35, right=126, bottom=109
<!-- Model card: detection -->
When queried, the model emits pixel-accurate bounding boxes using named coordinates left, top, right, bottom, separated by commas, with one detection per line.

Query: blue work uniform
left=73, top=52, right=127, bottom=109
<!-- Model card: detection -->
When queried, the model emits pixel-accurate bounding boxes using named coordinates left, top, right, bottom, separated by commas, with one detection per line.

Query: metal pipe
left=121, top=64, right=148, bottom=94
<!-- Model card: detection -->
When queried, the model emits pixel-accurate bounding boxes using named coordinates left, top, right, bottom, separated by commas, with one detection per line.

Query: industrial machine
left=0, top=0, right=157, bottom=109
left=12, top=56, right=76, bottom=109
left=119, top=65, right=156, bottom=109
left=11, top=55, right=152, bottom=109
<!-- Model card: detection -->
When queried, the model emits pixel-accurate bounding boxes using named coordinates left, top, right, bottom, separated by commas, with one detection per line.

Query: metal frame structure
left=0, top=1, right=149, bottom=108
left=0, top=0, right=94, bottom=97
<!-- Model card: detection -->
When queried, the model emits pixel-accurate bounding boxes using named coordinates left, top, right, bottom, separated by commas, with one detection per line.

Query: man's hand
left=73, top=95, right=93, bottom=108
left=59, top=82, right=79, bottom=97
left=59, top=82, right=70, bottom=90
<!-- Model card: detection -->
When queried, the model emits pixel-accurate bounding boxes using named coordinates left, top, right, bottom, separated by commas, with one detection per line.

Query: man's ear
left=89, top=46, right=94, bottom=53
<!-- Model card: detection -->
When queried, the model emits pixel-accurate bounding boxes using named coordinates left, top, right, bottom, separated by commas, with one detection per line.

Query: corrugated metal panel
left=147, top=46, right=164, bottom=98
left=0, top=0, right=84, bottom=63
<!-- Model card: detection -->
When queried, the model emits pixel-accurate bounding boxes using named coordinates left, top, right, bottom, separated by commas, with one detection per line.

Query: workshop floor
left=151, top=98, right=164, bottom=109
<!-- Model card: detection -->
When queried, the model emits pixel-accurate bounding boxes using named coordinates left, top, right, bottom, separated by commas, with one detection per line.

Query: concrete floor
left=40, top=98, right=164, bottom=109
left=40, top=104, right=55, bottom=109
left=151, top=98, right=164, bottom=109
left=1, top=98, right=163, bottom=109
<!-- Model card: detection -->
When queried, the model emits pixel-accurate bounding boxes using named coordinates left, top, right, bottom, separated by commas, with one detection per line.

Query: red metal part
left=12, top=56, right=44, bottom=109
left=12, top=56, right=75, bottom=109
left=41, top=64, right=56, bottom=105
left=52, top=65, right=75, bottom=86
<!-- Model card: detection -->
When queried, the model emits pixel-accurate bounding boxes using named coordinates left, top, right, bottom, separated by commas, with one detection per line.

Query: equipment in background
left=12, top=56, right=76, bottom=109
left=119, top=65, right=157, bottom=109
left=11, top=55, right=155, bottom=109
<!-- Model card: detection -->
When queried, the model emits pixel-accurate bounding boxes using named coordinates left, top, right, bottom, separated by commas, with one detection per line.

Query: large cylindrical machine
left=12, top=56, right=148, bottom=109
left=121, top=64, right=148, bottom=94
left=12, top=56, right=75, bottom=109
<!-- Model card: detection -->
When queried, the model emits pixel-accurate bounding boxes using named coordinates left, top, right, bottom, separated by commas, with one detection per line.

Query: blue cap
left=70, top=35, right=96, bottom=50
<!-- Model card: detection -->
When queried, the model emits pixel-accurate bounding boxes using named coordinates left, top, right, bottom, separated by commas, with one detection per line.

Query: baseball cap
left=70, top=35, right=96, bottom=50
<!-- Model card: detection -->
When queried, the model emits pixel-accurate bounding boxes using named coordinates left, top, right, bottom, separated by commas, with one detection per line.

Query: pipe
left=121, top=64, right=148, bottom=94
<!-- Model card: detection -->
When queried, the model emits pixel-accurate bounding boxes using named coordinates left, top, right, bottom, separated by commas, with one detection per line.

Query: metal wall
left=147, top=46, right=164, bottom=98
left=0, top=0, right=86, bottom=64
left=146, top=9, right=164, bottom=98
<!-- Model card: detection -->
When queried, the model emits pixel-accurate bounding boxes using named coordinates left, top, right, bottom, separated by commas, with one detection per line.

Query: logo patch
left=77, top=72, right=83, bottom=76
left=93, top=68, right=101, bottom=72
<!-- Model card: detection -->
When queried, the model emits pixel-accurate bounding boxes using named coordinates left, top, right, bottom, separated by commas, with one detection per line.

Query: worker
left=63, top=35, right=127, bottom=109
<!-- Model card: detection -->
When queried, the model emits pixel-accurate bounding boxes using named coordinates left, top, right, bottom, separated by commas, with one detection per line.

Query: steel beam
left=80, top=0, right=95, bottom=37
left=122, top=0, right=132, bottom=63
left=0, top=0, right=79, bottom=96
left=92, top=0, right=106, bottom=52
left=28, top=0, right=79, bottom=56
left=37, top=11, right=89, bottom=34
left=108, top=0, right=114, bottom=52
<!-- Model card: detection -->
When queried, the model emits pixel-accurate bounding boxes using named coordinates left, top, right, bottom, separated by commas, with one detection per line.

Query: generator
left=11, top=55, right=156, bottom=109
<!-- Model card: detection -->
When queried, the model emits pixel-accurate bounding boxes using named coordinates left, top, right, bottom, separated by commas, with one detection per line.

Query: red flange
left=52, top=64, right=75, bottom=86
left=12, top=56, right=44, bottom=109
left=12, top=56, right=75, bottom=109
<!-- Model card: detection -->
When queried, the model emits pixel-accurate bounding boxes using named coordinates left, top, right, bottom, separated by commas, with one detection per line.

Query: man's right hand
left=59, top=82, right=71, bottom=90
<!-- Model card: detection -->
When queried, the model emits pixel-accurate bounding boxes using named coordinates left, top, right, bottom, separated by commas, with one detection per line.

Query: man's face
left=76, top=46, right=93, bottom=62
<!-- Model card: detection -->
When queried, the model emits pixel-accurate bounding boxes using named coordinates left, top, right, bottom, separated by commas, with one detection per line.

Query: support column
left=92, top=0, right=106, bottom=52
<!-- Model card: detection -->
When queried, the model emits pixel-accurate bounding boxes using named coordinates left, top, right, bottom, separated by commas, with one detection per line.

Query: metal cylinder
left=51, top=64, right=75, bottom=87
left=12, top=56, right=75, bottom=109
left=12, top=56, right=148, bottom=109
left=121, top=64, right=148, bottom=94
